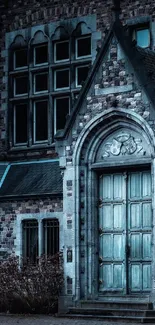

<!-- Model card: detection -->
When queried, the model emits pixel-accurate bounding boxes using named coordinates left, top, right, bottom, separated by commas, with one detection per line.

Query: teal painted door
left=99, top=170, right=152, bottom=294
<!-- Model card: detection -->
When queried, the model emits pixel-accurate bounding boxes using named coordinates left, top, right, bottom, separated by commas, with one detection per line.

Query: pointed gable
left=55, top=20, right=155, bottom=141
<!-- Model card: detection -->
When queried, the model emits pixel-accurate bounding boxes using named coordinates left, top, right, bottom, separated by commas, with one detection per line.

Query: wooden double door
left=99, top=170, right=152, bottom=294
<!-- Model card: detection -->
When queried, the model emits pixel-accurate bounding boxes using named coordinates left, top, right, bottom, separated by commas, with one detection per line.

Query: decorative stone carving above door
left=96, top=129, right=151, bottom=161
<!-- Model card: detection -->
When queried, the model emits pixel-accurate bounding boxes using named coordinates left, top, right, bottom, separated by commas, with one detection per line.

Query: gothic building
left=1, top=0, right=155, bottom=320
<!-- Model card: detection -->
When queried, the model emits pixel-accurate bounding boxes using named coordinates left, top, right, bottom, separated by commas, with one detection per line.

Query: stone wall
left=58, top=36, right=155, bottom=166
left=0, top=197, right=63, bottom=258
left=1, top=0, right=155, bottom=158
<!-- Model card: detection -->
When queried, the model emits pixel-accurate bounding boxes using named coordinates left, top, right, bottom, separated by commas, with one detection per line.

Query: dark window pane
left=35, top=45, right=48, bottom=64
left=55, top=41, right=69, bottom=61
left=35, top=73, right=48, bottom=92
left=15, top=76, right=28, bottom=95
left=35, top=101, right=48, bottom=141
left=23, top=220, right=38, bottom=264
left=15, top=104, right=27, bottom=143
left=15, top=48, right=28, bottom=68
left=77, top=36, right=91, bottom=57
left=43, top=219, right=59, bottom=256
left=55, top=69, right=69, bottom=89
left=77, top=66, right=89, bottom=86
left=55, top=97, right=69, bottom=131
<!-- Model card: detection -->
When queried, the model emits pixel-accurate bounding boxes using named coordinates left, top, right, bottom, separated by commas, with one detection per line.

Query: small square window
left=14, top=48, right=28, bottom=69
left=34, top=100, right=48, bottom=142
left=34, top=44, right=48, bottom=65
left=14, top=103, right=27, bottom=144
left=55, top=69, right=70, bottom=90
left=54, top=97, right=70, bottom=133
left=76, top=36, right=91, bottom=58
left=54, top=40, right=69, bottom=62
left=14, top=75, right=28, bottom=96
left=34, top=73, right=48, bottom=93
left=135, top=28, right=150, bottom=48
left=76, top=65, right=89, bottom=87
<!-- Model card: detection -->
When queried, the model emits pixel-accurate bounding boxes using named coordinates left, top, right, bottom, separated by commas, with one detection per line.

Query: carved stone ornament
left=101, top=131, right=147, bottom=159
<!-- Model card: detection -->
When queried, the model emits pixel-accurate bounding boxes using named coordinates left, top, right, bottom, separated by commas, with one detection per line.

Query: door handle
left=126, top=245, right=130, bottom=257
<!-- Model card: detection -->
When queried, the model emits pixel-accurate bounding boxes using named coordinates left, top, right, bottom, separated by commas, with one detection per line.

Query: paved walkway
left=0, top=315, right=154, bottom=325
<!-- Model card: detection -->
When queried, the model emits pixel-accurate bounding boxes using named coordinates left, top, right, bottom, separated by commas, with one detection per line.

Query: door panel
left=99, top=170, right=152, bottom=294
left=143, top=264, right=151, bottom=290
left=114, top=204, right=123, bottom=228
left=142, top=203, right=152, bottom=227
left=128, top=171, right=152, bottom=293
left=130, top=264, right=141, bottom=291
left=99, top=173, right=126, bottom=292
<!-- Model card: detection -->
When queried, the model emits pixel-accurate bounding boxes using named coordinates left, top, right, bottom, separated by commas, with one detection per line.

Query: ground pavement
left=0, top=315, right=154, bottom=325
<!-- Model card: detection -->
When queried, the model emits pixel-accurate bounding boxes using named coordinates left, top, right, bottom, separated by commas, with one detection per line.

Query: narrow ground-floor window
left=22, top=218, right=59, bottom=263
left=23, top=220, right=38, bottom=263
left=43, top=219, right=59, bottom=256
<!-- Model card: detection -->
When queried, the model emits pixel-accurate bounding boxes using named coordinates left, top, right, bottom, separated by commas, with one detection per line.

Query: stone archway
left=72, top=109, right=155, bottom=301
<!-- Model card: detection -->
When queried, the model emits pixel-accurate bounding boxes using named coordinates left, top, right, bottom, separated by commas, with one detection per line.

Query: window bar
left=44, top=220, right=48, bottom=255
left=52, top=223, right=54, bottom=255
left=38, top=219, right=43, bottom=256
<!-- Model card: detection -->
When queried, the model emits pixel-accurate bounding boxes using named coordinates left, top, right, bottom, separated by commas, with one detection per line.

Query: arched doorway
left=73, top=109, right=155, bottom=300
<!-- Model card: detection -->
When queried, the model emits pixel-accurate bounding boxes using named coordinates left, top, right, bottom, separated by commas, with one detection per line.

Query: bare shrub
left=0, top=252, right=63, bottom=314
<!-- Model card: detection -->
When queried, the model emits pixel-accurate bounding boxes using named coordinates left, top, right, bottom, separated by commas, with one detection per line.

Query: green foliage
left=0, top=252, right=64, bottom=314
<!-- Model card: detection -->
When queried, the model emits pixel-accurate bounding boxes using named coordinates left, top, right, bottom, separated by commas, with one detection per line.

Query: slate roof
left=0, top=160, right=62, bottom=198
left=55, top=19, right=155, bottom=140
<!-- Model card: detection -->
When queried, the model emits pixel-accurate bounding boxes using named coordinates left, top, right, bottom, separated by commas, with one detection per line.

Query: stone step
left=145, top=310, right=155, bottom=317
left=97, top=295, right=149, bottom=302
left=69, top=307, right=147, bottom=317
left=142, top=318, right=155, bottom=323
left=80, top=300, right=153, bottom=310
left=60, top=313, right=155, bottom=323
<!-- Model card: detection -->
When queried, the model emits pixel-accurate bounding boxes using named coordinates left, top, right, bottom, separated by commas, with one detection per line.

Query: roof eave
left=0, top=192, right=63, bottom=201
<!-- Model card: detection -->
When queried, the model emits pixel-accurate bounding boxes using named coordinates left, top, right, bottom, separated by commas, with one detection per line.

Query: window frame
left=13, top=75, right=28, bottom=97
left=54, top=68, right=70, bottom=91
left=22, top=217, right=60, bottom=263
left=33, top=99, right=49, bottom=144
left=75, top=64, right=89, bottom=88
left=13, top=48, right=28, bottom=70
left=134, top=27, right=150, bottom=48
left=13, top=103, right=28, bottom=146
left=43, top=219, right=59, bottom=256
left=54, top=40, right=70, bottom=63
left=34, top=44, right=48, bottom=67
left=54, top=96, right=70, bottom=134
left=33, top=72, right=49, bottom=94
left=7, top=17, right=96, bottom=149
left=22, top=219, right=39, bottom=264
left=75, top=35, right=92, bottom=59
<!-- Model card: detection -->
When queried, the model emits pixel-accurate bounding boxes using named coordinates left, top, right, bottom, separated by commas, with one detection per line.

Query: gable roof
left=55, top=20, right=155, bottom=140
left=0, top=160, right=63, bottom=199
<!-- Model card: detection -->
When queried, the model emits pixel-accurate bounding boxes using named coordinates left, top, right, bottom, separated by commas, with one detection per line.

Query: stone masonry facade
left=0, top=197, right=63, bottom=258
left=1, top=0, right=155, bottom=159
left=1, top=0, right=155, bottom=313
